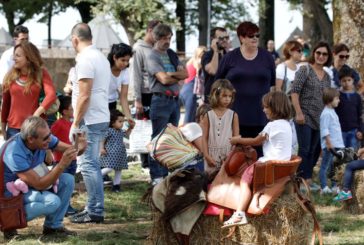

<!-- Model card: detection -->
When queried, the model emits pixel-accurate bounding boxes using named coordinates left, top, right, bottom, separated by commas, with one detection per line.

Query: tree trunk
left=75, top=2, right=93, bottom=23
left=258, top=0, right=274, bottom=48
left=47, top=0, right=54, bottom=49
left=176, top=0, right=186, bottom=53
left=302, top=0, right=333, bottom=47
left=198, top=0, right=210, bottom=46
left=333, top=0, right=364, bottom=80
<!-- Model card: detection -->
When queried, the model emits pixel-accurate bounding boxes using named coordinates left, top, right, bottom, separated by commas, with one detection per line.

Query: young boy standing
left=335, top=67, right=363, bottom=150
left=51, top=95, right=78, bottom=215
left=319, top=88, right=345, bottom=194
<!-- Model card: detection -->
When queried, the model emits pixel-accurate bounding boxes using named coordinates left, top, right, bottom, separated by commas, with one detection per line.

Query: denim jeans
left=343, top=160, right=364, bottom=191
left=78, top=122, right=108, bottom=216
left=6, top=127, right=20, bottom=139
left=149, top=95, right=180, bottom=180
left=23, top=173, right=74, bottom=228
left=342, top=129, right=358, bottom=150
left=319, top=148, right=335, bottom=188
left=295, top=123, right=320, bottom=179
left=179, top=80, right=197, bottom=124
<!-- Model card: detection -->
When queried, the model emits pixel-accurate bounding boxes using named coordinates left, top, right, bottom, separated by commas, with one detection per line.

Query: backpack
left=147, top=124, right=200, bottom=170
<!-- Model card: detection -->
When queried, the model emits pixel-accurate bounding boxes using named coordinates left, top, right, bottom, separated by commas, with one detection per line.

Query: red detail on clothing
left=184, top=63, right=197, bottom=84
left=51, top=118, right=72, bottom=162
left=1, top=69, right=57, bottom=129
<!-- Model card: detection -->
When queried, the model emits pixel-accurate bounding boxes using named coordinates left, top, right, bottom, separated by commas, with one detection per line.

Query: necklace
left=240, top=46, right=258, bottom=60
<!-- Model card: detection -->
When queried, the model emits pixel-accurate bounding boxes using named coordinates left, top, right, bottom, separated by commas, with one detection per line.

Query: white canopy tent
left=57, top=15, right=126, bottom=51
left=0, top=27, right=12, bottom=46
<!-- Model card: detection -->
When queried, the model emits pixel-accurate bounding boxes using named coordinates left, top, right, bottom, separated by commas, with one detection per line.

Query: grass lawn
left=2, top=163, right=364, bottom=244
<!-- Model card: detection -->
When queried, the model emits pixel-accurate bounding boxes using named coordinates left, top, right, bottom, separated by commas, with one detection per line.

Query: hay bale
left=342, top=169, right=364, bottom=214
left=146, top=184, right=312, bottom=245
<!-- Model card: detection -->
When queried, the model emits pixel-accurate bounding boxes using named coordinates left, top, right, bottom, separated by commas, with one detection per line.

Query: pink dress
left=205, top=109, right=234, bottom=174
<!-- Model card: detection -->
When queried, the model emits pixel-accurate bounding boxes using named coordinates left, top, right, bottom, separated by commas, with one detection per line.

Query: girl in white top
left=275, top=40, right=303, bottom=94
left=223, top=91, right=292, bottom=228
left=201, top=79, right=239, bottom=174
left=107, top=43, right=133, bottom=119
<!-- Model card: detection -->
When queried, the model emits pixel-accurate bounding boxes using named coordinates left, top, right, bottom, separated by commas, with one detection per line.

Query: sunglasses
left=315, top=51, right=328, bottom=57
left=218, top=35, right=229, bottom=41
left=339, top=54, right=350, bottom=59
left=291, top=48, right=302, bottom=53
left=247, top=33, right=260, bottom=39
left=42, top=133, right=52, bottom=142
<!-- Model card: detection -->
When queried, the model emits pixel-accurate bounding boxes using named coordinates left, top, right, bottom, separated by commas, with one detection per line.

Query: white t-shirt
left=0, top=47, right=14, bottom=84
left=258, top=119, right=292, bottom=162
left=72, top=45, right=111, bottom=125
left=276, top=62, right=301, bottom=94
left=108, top=68, right=129, bottom=103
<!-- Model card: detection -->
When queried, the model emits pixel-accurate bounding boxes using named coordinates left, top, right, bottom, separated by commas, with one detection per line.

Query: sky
left=0, top=0, right=328, bottom=53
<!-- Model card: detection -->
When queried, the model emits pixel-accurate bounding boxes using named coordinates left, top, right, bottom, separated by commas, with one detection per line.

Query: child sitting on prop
left=222, top=91, right=293, bottom=228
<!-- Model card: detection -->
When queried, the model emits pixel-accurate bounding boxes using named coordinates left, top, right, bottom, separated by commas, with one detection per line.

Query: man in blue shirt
left=3, top=117, right=84, bottom=239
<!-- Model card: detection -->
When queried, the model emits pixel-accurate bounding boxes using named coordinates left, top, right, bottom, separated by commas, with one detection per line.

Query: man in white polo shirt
left=68, top=23, right=111, bottom=223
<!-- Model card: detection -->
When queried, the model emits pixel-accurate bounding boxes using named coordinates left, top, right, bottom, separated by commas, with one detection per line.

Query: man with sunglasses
left=2, top=116, right=86, bottom=239
left=0, top=25, right=29, bottom=85
left=331, top=43, right=361, bottom=88
left=201, top=27, right=230, bottom=102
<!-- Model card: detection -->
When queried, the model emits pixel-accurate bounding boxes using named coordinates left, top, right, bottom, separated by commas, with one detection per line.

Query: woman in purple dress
left=215, top=21, right=275, bottom=156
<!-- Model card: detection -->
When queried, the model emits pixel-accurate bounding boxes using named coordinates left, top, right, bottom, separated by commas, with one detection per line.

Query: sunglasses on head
left=339, top=54, right=350, bottom=59
left=315, top=51, right=328, bottom=57
left=247, top=33, right=260, bottom=39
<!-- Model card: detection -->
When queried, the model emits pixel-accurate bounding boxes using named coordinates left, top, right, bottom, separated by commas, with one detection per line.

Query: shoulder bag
left=0, top=138, right=27, bottom=231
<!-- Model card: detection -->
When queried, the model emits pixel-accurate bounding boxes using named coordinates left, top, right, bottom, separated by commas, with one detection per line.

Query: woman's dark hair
left=322, top=88, right=339, bottom=105
left=262, top=91, right=291, bottom=120
left=109, top=109, right=125, bottom=127
left=236, top=21, right=259, bottom=38
left=308, top=41, right=333, bottom=66
left=107, top=43, right=133, bottom=68
left=58, top=95, right=72, bottom=115
left=333, top=43, right=349, bottom=54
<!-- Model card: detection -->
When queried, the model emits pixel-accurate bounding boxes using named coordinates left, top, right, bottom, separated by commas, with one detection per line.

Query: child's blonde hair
left=262, top=91, right=291, bottom=120
left=196, top=104, right=211, bottom=123
left=209, top=79, right=236, bottom=108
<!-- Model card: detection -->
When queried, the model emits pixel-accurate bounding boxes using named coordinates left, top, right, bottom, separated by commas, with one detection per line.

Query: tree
left=333, top=0, right=364, bottom=78
left=258, top=0, right=274, bottom=48
left=176, top=0, right=186, bottom=52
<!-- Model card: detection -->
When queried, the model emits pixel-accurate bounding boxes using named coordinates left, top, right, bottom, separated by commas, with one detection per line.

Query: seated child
left=222, top=91, right=292, bottom=228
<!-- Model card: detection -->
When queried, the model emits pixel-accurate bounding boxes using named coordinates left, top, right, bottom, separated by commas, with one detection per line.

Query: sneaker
left=65, top=205, right=78, bottom=217
left=333, top=190, right=352, bottom=201
left=151, top=177, right=163, bottom=186
left=3, top=229, right=18, bottom=240
left=43, top=226, right=77, bottom=236
left=320, top=186, right=332, bottom=194
left=103, top=174, right=113, bottom=185
left=331, top=186, right=340, bottom=194
left=111, top=185, right=121, bottom=192
left=69, top=211, right=104, bottom=224
left=309, top=182, right=320, bottom=192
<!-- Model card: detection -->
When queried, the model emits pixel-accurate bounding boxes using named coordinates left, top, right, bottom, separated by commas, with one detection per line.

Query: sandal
left=222, top=211, right=248, bottom=228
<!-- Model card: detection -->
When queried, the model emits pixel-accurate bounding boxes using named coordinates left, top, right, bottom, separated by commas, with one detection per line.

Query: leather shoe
left=69, top=211, right=104, bottom=224
left=4, top=229, right=18, bottom=240
left=43, top=226, right=77, bottom=236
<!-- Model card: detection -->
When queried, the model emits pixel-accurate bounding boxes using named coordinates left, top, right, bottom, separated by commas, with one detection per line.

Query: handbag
left=224, top=145, right=257, bottom=176
left=0, top=139, right=27, bottom=231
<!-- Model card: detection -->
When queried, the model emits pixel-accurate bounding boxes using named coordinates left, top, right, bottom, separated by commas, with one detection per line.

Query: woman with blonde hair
left=180, top=45, right=207, bottom=123
left=1, top=41, right=57, bottom=139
